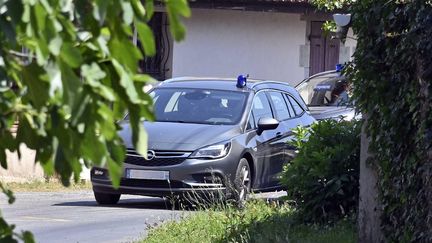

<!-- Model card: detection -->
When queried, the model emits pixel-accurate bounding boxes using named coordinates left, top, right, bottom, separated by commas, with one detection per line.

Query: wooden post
left=358, top=115, right=383, bottom=243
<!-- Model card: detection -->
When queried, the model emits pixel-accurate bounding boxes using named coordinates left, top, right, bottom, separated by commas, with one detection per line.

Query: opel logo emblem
left=147, top=150, right=156, bottom=160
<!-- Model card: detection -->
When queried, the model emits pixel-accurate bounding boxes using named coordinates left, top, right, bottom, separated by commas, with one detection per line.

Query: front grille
left=125, top=149, right=191, bottom=167
left=120, top=178, right=185, bottom=188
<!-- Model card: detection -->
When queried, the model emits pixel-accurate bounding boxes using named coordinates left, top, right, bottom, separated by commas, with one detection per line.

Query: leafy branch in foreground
left=0, top=0, right=190, bottom=242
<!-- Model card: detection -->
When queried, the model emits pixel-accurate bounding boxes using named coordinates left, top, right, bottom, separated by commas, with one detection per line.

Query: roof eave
left=188, top=0, right=317, bottom=13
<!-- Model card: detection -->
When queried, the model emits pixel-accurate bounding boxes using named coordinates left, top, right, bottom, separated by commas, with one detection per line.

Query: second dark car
left=91, top=76, right=315, bottom=204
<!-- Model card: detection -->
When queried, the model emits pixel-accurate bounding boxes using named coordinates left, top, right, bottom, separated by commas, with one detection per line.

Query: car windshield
left=298, top=75, right=351, bottom=107
left=148, top=88, right=248, bottom=125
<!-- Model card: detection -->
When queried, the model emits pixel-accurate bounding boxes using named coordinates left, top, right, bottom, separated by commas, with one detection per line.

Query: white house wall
left=172, top=9, right=306, bottom=85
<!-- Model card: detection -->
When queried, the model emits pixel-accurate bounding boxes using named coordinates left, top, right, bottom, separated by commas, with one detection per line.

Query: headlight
left=190, top=142, right=231, bottom=159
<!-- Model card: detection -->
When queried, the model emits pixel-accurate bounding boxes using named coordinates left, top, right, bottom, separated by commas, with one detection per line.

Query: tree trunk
left=358, top=115, right=384, bottom=243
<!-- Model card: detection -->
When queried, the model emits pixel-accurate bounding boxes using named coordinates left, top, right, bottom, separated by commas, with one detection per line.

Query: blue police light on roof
left=237, top=75, right=248, bottom=88
left=336, top=64, right=343, bottom=72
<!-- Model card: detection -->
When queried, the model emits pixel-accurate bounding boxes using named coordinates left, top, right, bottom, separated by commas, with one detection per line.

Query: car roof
left=157, top=77, right=297, bottom=93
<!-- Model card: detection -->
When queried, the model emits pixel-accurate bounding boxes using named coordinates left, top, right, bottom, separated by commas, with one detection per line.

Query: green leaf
left=107, top=139, right=125, bottom=164
left=109, top=37, right=142, bottom=72
left=144, top=0, right=154, bottom=21
left=129, top=108, right=148, bottom=158
left=22, top=231, right=35, bottom=243
left=97, top=103, right=116, bottom=139
left=59, top=61, right=82, bottom=108
left=33, top=3, right=47, bottom=32
left=60, top=43, right=83, bottom=68
left=131, top=0, right=147, bottom=20
left=53, top=146, right=72, bottom=187
left=81, top=128, right=107, bottom=166
left=45, top=62, right=63, bottom=97
left=111, top=59, right=139, bottom=104
left=93, top=0, right=109, bottom=23
left=165, top=0, right=189, bottom=41
left=166, top=0, right=191, bottom=17
left=121, top=1, right=134, bottom=25
left=0, top=183, right=15, bottom=205
left=135, top=123, right=148, bottom=157
left=134, top=21, right=156, bottom=56
left=107, top=157, right=122, bottom=188
left=133, top=74, right=157, bottom=83
left=48, top=36, right=63, bottom=56
left=21, top=63, right=50, bottom=109
left=0, top=150, right=6, bottom=170
left=81, top=63, right=107, bottom=84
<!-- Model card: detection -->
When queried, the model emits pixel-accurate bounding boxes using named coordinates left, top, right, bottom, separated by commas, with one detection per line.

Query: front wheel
left=94, top=191, right=121, bottom=205
left=233, top=158, right=252, bottom=206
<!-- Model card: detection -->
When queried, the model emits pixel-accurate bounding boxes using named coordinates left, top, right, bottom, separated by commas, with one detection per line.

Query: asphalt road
left=0, top=191, right=184, bottom=243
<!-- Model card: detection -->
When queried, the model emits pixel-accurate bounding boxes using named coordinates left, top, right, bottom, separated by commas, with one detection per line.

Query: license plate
left=125, top=169, right=170, bottom=180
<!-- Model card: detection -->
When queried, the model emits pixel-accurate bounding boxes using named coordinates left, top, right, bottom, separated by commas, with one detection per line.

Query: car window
left=246, top=112, right=255, bottom=130
left=150, top=88, right=248, bottom=125
left=252, top=92, right=273, bottom=126
left=282, top=94, right=296, bottom=118
left=268, top=92, right=290, bottom=121
left=286, top=94, right=304, bottom=116
left=307, top=78, right=350, bottom=107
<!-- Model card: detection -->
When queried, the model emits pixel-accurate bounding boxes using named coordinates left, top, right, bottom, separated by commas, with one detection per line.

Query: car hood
left=118, top=121, right=241, bottom=151
left=308, top=106, right=356, bottom=120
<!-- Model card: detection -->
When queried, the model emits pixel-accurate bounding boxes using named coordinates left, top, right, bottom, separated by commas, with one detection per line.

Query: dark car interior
left=152, top=88, right=248, bottom=125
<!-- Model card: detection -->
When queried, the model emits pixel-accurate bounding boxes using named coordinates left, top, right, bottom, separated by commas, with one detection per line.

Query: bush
left=281, top=119, right=361, bottom=223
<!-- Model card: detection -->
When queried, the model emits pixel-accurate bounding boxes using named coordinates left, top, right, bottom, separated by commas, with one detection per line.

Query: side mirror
left=257, top=117, right=279, bottom=135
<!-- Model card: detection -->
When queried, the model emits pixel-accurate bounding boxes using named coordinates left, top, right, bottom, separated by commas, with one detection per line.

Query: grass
left=141, top=199, right=357, bottom=243
left=3, top=179, right=92, bottom=192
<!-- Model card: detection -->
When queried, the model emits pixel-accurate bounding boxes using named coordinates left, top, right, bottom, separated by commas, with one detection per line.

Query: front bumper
left=91, top=156, right=238, bottom=197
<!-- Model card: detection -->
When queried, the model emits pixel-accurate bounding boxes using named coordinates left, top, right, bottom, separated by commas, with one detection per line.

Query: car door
left=283, top=93, right=308, bottom=162
left=267, top=91, right=293, bottom=186
left=247, top=91, right=281, bottom=189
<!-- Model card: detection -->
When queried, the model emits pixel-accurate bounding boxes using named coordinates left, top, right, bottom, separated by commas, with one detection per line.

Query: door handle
left=275, top=132, right=283, bottom=138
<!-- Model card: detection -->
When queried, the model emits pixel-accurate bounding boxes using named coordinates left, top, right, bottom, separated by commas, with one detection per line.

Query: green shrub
left=281, top=119, right=361, bottom=223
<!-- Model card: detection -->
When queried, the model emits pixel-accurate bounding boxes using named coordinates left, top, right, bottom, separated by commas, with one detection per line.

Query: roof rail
left=163, top=77, right=201, bottom=83
left=250, top=80, right=291, bottom=89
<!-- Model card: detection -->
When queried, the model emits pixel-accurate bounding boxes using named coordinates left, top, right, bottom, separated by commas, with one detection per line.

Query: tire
left=94, top=191, right=121, bottom=205
left=233, top=158, right=252, bottom=206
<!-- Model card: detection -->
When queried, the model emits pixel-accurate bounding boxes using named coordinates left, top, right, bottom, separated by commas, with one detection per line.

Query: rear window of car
left=286, top=94, right=305, bottom=116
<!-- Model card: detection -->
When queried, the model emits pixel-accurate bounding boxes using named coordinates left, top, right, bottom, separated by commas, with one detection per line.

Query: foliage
left=310, top=0, right=354, bottom=11
left=343, top=1, right=432, bottom=241
left=281, top=119, right=361, bottom=223
left=142, top=200, right=356, bottom=243
left=0, top=0, right=190, bottom=242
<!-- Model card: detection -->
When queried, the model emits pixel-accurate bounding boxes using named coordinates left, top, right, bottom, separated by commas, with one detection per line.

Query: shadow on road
left=52, top=191, right=286, bottom=211
left=52, top=197, right=178, bottom=210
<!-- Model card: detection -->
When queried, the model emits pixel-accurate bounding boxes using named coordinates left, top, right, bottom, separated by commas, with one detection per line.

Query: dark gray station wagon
left=91, top=76, right=315, bottom=204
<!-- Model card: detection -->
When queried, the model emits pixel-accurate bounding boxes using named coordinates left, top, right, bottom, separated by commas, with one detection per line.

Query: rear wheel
left=233, top=158, right=251, bottom=206
left=94, top=191, right=121, bottom=205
